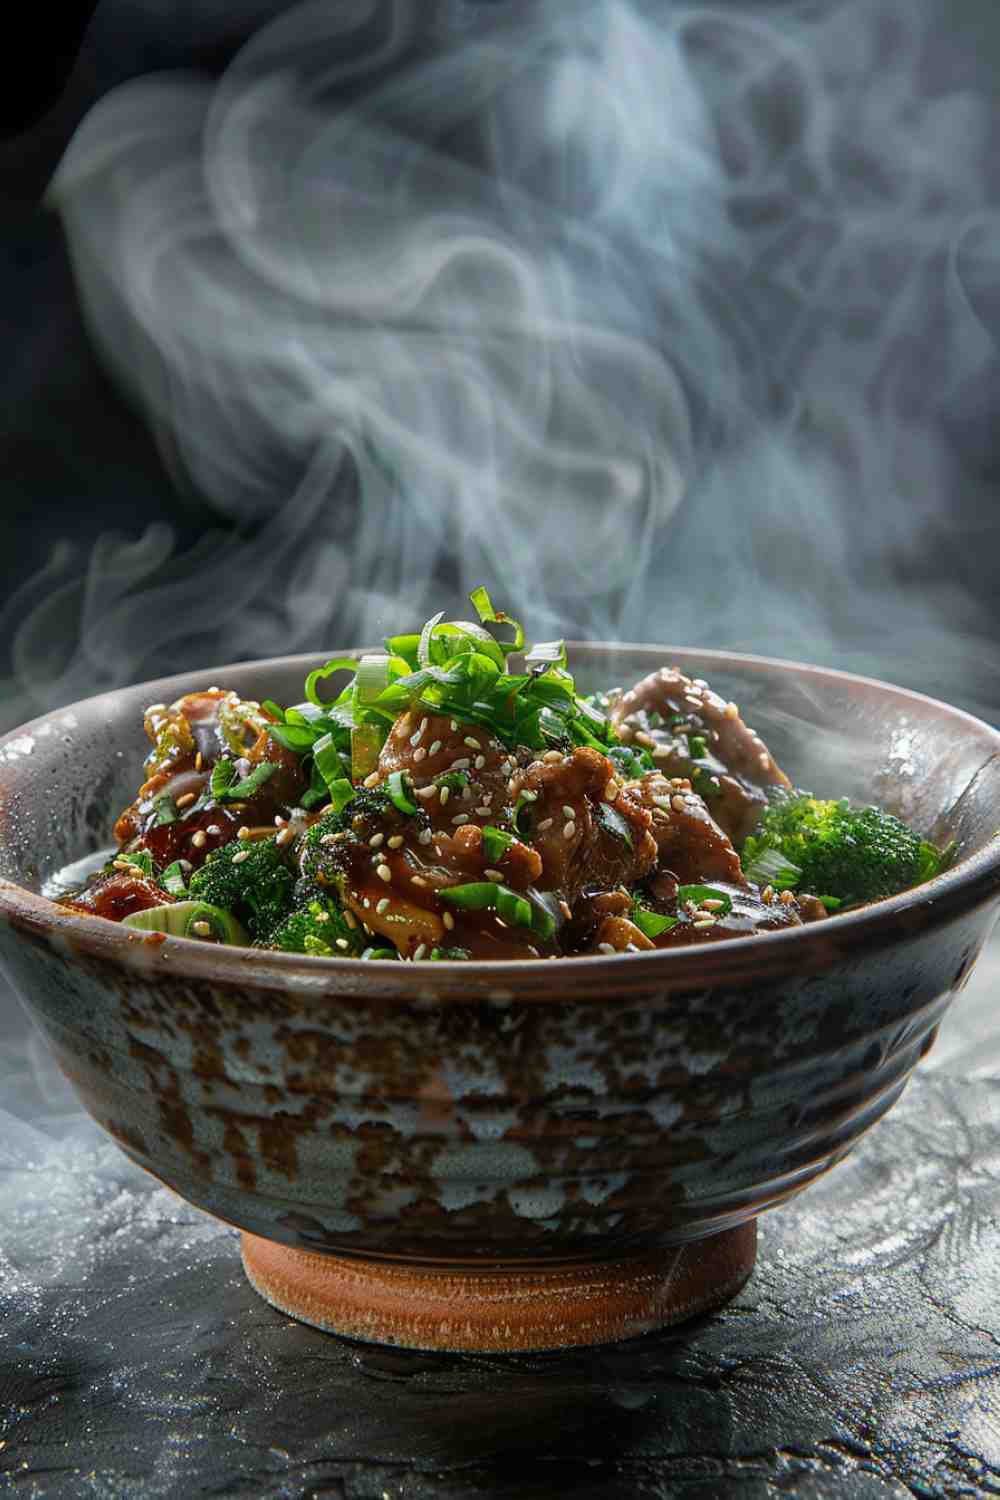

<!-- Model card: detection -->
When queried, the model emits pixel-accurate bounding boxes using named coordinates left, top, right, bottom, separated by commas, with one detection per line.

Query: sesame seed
left=376, top=898, right=390, bottom=915
left=635, top=731, right=655, bottom=749
left=335, top=938, right=350, bottom=950
left=450, top=720, right=459, bottom=732
left=464, top=736, right=481, bottom=749
left=693, top=917, right=716, bottom=929
left=387, top=835, right=404, bottom=849
left=671, top=777, right=690, bottom=788
left=439, top=786, right=450, bottom=806
left=724, top=702, right=739, bottom=720
left=275, top=827, right=293, bottom=847
left=413, top=944, right=427, bottom=961
left=376, top=864, right=392, bottom=883
left=176, top=792, right=197, bottom=809
left=410, top=876, right=428, bottom=889
left=416, top=785, right=437, bottom=800
left=419, top=718, right=428, bottom=734
left=537, top=818, right=553, bottom=831
left=451, top=814, right=470, bottom=826
left=321, top=831, right=345, bottom=845
left=369, top=832, right=385, bottom=848
left=238, top=826, right=251, bottom=840
left=112, top=859, right=133, bottom=871
left=476, top=805, right=491, bottom=816
left=652, top=796, right=672, bottom=813
left=191, top=920, right=212, bottom=937
left=343, top=911, right=358, bottom=929
left=363, top=773, right=381, bottom=788
left=474, top=754, right=486, bottom=770
left=563, top=822, right=576, bottom=840
left=562, top=805, right=575, bottom=819
left=604, top=781, right=619, bottom=802
left=671, top=795, right=688, bottom=813
left=418, top=828, right=433, bottom=845
left=274, top=815, right=287, bottom=827
left=542, top=750, right=563, bottom=764
left=410, top=729, right=424, bottom=748
left=194, top=752, right=203, bottom=771
left=450, top=758, right=471, bottom=771
left=315, top=910, right=330, bottom=923
left=232, top=849, right=251, bottom=864
left=652, top=746, right=674, bottom=762
left=429, top=740, right=442, bottom=756
left=484, top=868, right=503, bottom=881
left=461, top=786, right=473, bottom=802
left=190, top=831, right=207, bottom=849
left=597, top=942, right=617, bottom=955
left=520, top=789, right=538, bottom=803
left=701, top=899, right=725, bottom=911
left=413, top=747, right=427, bottom=763
left=443, top=911, right=455, bottom=930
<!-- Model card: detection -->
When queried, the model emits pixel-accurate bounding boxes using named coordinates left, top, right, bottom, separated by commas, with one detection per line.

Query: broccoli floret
left=741, top=793, right=950, bottom=907
left=188, top=837, right=294, bottom=939
left=268, top=887, right=366, bottom=957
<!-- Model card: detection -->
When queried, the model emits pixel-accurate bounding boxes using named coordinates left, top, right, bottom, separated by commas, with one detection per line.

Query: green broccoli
left=188, top=836, right=295, bottom=939
left=267, top=887, right=366, bottom=957
left=741, top=793, right=952, bottom=907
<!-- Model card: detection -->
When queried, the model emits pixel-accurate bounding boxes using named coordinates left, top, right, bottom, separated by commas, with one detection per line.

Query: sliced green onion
left=595, top=802, right=634, bottom=849
left=524, top=639, right=567, bottom=669
left=152, top=793, right=177, bottom=826
left=687, top=734, right=709, bottom=759
left=818, top=895, right=843, bottom=912
left=468, top=586, right=525, bottom=653
left=304, top=656, right=361, bottom=708
left=312, top=732, right=350, bottom=797
left=354, top=653, right=392, bottom=706
left=116, top=849, right=155, bottom=878
left=327, top=778, right=357, bottom=813
left=217, top=761, right=278, bottom=803
left=435, top=769, right=470, bottom=793
left=741, top=847, right=802, bottom=891
left=631, top=904, right=678, bottom=939
left=440, top=882, right=554, bottom=940
left=351, top=722, right=382, bottom=781
left=417, top=611, right=445, bottom=668
left=384, top=632, right=421, bottom=667
left=677, top=884, right=733, bottom=915
left=387, top=770, right=419, bottom=815
left=160, top=861, right=188, bottom=897
left=122, top=900, right=249, bottom=945
left=482, top=825, right=515, bottom=863
left=265, top=721, right=320, bottom=753
left=361, top=946, right=399, bottom=961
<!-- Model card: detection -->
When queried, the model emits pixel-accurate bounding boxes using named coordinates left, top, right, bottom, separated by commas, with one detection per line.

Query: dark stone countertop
left=2, top=936, right=1000, bottom=1500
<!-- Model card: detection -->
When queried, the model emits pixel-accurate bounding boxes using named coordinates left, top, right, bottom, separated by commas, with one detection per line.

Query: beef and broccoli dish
left=61, top=589, right=953, bottom=961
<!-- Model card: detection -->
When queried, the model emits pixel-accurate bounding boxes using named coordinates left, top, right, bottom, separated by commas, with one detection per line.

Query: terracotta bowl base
left=240, top=1221, right=757, bottom=1352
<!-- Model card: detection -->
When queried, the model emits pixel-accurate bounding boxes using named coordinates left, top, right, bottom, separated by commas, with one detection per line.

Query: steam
left=3, top=0, right=1000, bottom=726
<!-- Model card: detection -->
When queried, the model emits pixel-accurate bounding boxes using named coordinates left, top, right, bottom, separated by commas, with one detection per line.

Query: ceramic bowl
left=1, top=646, right=998, bottom=1352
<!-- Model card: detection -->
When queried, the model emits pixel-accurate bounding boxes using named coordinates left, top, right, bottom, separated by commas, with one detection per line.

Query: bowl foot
left=240, top=1221, right=757, bottom=1352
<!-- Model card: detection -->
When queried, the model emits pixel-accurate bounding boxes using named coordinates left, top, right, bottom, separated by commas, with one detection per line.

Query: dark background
left=3, top=0, right=1000, bottom=736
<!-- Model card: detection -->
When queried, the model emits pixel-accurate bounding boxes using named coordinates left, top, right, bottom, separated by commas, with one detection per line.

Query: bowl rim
left=1, top=641, right=999, bottom=1002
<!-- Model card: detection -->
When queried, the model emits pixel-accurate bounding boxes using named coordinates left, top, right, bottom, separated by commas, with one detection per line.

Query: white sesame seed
left=335, top=938, right=350, bottom=950
left=537, top=818, right=553, bottom=831
left=474, top=754, right=486, bottom=770
left=274, top=815, right=287, bottom=827
left=418, top=828, right=433, bottom=845
left=363, top=773, right=381, bottom=788
left=451, top=814, right=470, bottom=826
left=635, top=731, right=655, bottom=749
left=462, top=787, right=473, bottom=802
left=671, top=795, right=688, bottom=813
left=450, top=720, right=459, bottom=732
left=563, top=821, right=576, bottom=840
left=429, top=740, right=442, bottom=756
left=439, top=786, right=450, bottom=806
left=410, top=729, right=424, bottom=747
left=320, top=832, right=343, bottom=846
left=387, top=835, right=404, bottom=849
left=376, top=898, right=390, bottom=915
left=604, top=781, right=619, bottom=802
left=369, top=833, right=384, bottom=848
left=238, top=826, right=251, bottom=840
left=416, top=785, right=437, bottom=800
left=443, top=911, right=455, bottom=931
left=206, top=824, right=222, bottom=836
left=450, top=758, right=471, bottom=771
left=475, top=805, right=492, bottom=816
left=693, top=917, right=716, bottom=929
left=597, top=942, right=617, bottom=955
left=542, top=750, right=563, bottom=764
left=176, top=792, right=196, bottom=809
left=112, top=859, right=133, bottom=871
left=464, top=736, right=480, bottom=750
left=413, top=747, right=427, bottom=763
left=315, top=910, right=330, bottom=923
left=411, top=875, right=428, bottom=888
left=484, top=868, right=503, bottom=880
left=192, top=920, right=212, bottom=937
left=701, top=899, right=725, bottom=911
left=413, top=944, right=427, bottom=961
left=519, top=789, right=538, bottom=803
left=275, top=827, right=293, bottom=847
left=190, top=831, right=207, bottom=849
left=376, top=864, right=392, bottom=883
left=652, top=796, right=672, bottom=813
left=562, top=805, right=575, bottom=819
left=232, top=849, right=251, bottom=864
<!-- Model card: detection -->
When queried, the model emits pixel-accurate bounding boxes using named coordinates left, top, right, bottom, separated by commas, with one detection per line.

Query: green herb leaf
left=387, top=770, right=419, bottom=815
left=152, top=793, right=178, bottom=826
left=595, top=802, right=633, bottom=849
left=677, top=884, right=733, bottom=915
left=482, top=825, right=515, bottom=863
left=214, top=760, right=278, bottom=803
left=160, top=861, right=188, bottom=897
left=741, top=845, right=802, bottom=891
left=631, top=902, right=678, bottom=939
left=117, top=849, right=155, bottom=878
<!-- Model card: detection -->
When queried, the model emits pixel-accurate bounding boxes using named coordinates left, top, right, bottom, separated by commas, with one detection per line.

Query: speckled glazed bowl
left=1, top=647, right=999, bottom=1352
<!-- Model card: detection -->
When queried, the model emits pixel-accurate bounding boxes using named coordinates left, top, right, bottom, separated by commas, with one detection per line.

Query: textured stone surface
left=1, top=934, right=999, bottom=1498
